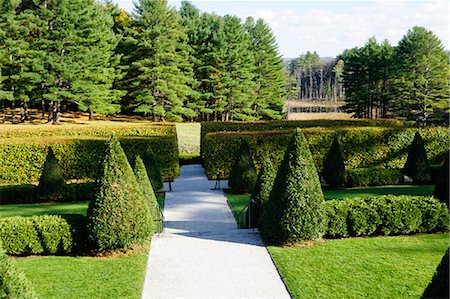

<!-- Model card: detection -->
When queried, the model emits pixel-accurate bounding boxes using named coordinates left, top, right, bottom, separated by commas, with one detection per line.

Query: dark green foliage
left=250, top=156, right=276, bottom=227
left=0, top=216, right=74, bottom=255
left=142, top=147, right=163, bottom=191
left=228, top=141, right=258, bottom=194
left=37, top=147, right=66, bottom=201
left=261, top=129, right=325, bottom=244
left=422, top=248, right=449, bottom=299
left=323, top=137, right=347, bottom=188
left=324, top=196, right=449, bottom=238
left=404, top=132, right=431, bottom=184
left=434, top=151, right=449, bottom=207
left=133, top=156, right=158, bottom=233
left=87, top=136, right=152, bottom=251
left=347, top=168, right=402, bottom=187
left=0, top=246, right=38, bottom=299
left=204, top=126, right=449, bottom=180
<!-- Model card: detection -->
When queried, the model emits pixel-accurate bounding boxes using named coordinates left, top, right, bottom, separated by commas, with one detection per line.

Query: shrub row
left=0, top=136, right=179, bottom=184
left=324, top=196, right=449, bottom=238
left=347, top=168, right=402, bottom=187
left=203, top=127, right=449, bottom=179
left=0, top=215, right=86, bottom=255
left=0, top=123, right=176, bottom=138
left=200, top=119, right=404, bottom=156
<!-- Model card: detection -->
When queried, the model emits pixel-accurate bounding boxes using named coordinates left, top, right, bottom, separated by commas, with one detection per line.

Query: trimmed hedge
left=347, top=168, right=402, bottom=187
left=0, top=135, right=179, bottom=184
left=228, top=141, right=258, bottom=194
left=0, top=215, right=83, bottom=255
left=204, top=126, right=449, bottom=180
left=200, top=119, right=403, bottom=156
left=324, top=196, right=449, bottom=238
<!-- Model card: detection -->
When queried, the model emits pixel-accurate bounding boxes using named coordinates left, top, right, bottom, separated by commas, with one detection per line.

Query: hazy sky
left=112, top=0, right=449, bottom=58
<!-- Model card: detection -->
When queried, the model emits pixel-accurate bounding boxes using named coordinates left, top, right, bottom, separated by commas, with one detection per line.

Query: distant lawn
left=269, top=233, right=448, bottom=299
left=15, top=246, right=149, bottom=299
left=175, top=123, right=200, bottom=157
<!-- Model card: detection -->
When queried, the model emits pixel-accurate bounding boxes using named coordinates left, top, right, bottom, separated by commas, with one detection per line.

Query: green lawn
left=15, top=247, right=149, bottom=299
left=269, top=233, right=449, bottom=299
left=175, top=122, right=200, bottom=157
left=225, top=191, right=250, bottom=228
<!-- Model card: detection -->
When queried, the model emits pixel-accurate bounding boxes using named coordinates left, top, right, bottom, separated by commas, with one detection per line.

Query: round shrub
left=422, top=248, right=449, bottom=299
left=0, top=246, right=38, bottom=299
left=347, top=199, right=381, bottom=236
left=322, top=137, right=347, bottom=188
left=324, top=200, right=350, bottom=238
left=134, top=156, right=158, bottom=233
left=434, top=151, right=449, bottom=207
left=261, top=129, right=325, bottom=244
left=228, top=140, right=258, bottom=194
left=37, top=146, right=66, bottom=201
left=347, top=168, right=401, bottom=187
left=87, top=136, right=152, bottom=251
left=403, top=132, right=431, bottom=184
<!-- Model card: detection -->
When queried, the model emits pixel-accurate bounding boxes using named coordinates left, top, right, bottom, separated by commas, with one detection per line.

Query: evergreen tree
left=228, top=140, right=257, bottom=194
left=0, top=246, right=38, bottom=299
left=37, top=147, right=66, bottom=201
left=250, top=156, right=276, bottom=227
left=133, top=155, right=158, bottom=233
left=403, top=132, right=431, bottom=184
left=244, top=17, right=285, bottom=120
left=434, top=151, right=449, bottom=207
left=261, top=129, right=325, bottom=244
left=394, top=27, right=449, bottom=125
left=323, top=137, right=347, bottom=188
left=87, top=136, right=152, bottom=251
left=422, top=248, right=449, bottom=299
left=120, top=0, right=195, bottom=121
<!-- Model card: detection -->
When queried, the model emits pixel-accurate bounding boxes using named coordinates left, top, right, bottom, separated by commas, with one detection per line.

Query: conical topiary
left=143, top=146, right=164, bottom=191
left=250, top=156, right=276, bottom=228
left=422, top=248, right=449, bottom=299
left=228, top=140, right=258, bottom=194
left=134, top=155, right=159, bottom=233
left=0, top=246, right=38, bottom=299
left=322, top=137, right=347, bottom=188
left=434, top=151, right=449, bottom=207
left=261, top=129, right=325, bottom=244
left=37, top=147, right=66, bottom=201
left=87, top=136, right=152, bottom=251
left=403, top=132, right=431, bottom=184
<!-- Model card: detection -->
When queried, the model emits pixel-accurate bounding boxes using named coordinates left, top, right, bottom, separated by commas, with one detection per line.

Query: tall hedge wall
left=0, top=136, right=179, bottom=184
left=204, top=127, right=449, bottom=180
left=200, top=119, right=404, bottom=157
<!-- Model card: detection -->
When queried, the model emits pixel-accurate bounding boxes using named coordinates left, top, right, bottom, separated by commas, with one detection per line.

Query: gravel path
left=141, top=164, right=291, bottom=299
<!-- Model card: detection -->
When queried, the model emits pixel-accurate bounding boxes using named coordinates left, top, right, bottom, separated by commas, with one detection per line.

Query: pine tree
left=422, top=248, right=449, bottom=299
left=434, top=151, right=449, bottom=207
left=134, top=155, right=158, bottom=233
left=244, top=17, right=285, bottom=120
left=403, top=132, right=431, bottom=184
left=228, top=140, right=257, bottom=194
left=87, top=136, right=152, bottom=251
left=37, top=147, right=66, bottom=201
left=261, top=129, right=325, bottom=244
left=323, top=137, right=347, bottom=188
left=250, top=156, right=276, bottom=227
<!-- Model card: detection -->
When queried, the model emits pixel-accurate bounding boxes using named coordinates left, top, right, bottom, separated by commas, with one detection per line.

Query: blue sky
left=113, top=0, right=449, bottom=58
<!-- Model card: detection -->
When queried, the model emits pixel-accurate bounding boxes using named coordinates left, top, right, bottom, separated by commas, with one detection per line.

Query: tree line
left=0, top=0, right=286, bottom=123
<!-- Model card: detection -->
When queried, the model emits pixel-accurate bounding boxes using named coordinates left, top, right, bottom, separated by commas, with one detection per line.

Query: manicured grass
left=324, top=185, right=434, bottom=200
left=175, top=123, right=200, bottom=156
left=15, top=247, right=149, bottom=299
left=269, top=233, right=449, bottom=299
left=225, top=190, right=250, bottom=228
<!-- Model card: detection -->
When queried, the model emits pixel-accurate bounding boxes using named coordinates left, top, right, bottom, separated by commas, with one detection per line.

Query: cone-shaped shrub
left=261, top=129, right=325, bottom=244
left=422, top=248, right=449, bottom=299
left=87, top=136, right=152, bottom=251
left=322, top=137, right=347, bottom=188
left=0, top=246, right=38, bottom=299
left=134, top=156, right=158, bottom=233
left=142, top=146, right=164, bottom=191
left=37, top=147, right=66, bottom=200
left=434, top=151, right=449, bottom=207
left=403, top=132, right=431, bottom=184
left=228, top=140, right=257, bottom=194
left=251, top=156, right=276, bottom=228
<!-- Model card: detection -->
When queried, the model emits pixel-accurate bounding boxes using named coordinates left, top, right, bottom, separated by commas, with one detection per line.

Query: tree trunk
left=11, top=100, right=16, bottom=124
left=89, top=109, right=94, bottom=121
left=1, top=100, right=4, bottom=123
left=52, top=102, right=60, bottom=124
left=48, top=101, right=54, bottom=123
left=41, top=100, right=46, bottom=119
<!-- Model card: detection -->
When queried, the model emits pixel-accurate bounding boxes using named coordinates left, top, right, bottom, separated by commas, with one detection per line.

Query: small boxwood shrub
left=322, top=137, right=347, bottom=188
left=347, top=168, right=402, bottom=187
left=0, top=215, right=76, bottom=255
left=251, top=156, right=276, bottom=228
left=129, top=146, right=163, bottom=191
left=228, top=141, right=258, bottom=194
left=37, top=147, right=66, bottom=201
left=0, top=246, right=38, bottom=298
left=403, top=132, right=431, bottom=184
left=422, top=248, right=449, bottom=299
left=134, top=156, right=158, bottom=233
left=324, top=196, right=449, bottom=238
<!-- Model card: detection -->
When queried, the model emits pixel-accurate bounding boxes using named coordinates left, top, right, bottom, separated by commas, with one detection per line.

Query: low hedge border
left=347, top=168, right=402, bottom=187
left=324, top=195, right=449, bottom=238
left=0, top=215, right=87, bottom=255
left=203, top=127, right=449, bottom=180
left=0, top=136, right=179, bottom=184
